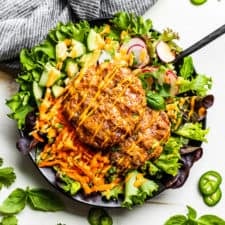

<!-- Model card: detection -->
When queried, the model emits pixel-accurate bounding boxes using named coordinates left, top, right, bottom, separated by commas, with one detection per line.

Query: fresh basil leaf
left=187, top=205, right=197, bottom=220
left=0, top=188, right=27, bottom=215
left=27, top=188, right=64, bottom=211
left=146, top=91, right=165, bottom=110
left=198, top=215, right=225, bottom=225
left=164, top=215, right=187, bottom=225
left=186, top=219, right=198, bottom=225
left=1, top=215, right=18, bottom=225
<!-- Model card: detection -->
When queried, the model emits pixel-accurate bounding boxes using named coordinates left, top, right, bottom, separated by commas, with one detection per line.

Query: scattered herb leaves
left=0, top=187, right=64, bottom=215
left=164, top=206, right=225, bottom=225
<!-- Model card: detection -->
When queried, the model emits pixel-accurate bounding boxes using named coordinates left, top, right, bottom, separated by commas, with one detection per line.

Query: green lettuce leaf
left=48, top=21, right=90, bottom=43
left=178, top=74, right=212, bottom=96
left=102, top=183, right=123, bottom=201
left=179, top=56, right=194, bottom=79
left=111, top=12, right=152, bottom=35
left=174, top=122, right=209, bottom=142
left=153, top=137, right=186, bottom=176
left=122, top=170, right=158, bottom=208
left=6, top=91, right=34, bottom=129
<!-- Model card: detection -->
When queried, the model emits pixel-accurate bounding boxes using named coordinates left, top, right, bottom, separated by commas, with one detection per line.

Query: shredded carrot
left=33, top=90, right=120, bottom=195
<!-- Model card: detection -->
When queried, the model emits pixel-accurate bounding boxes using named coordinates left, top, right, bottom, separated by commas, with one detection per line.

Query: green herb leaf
left=0, top=167, right=16, bottom=189
left=0, top=188, right=27, bottom=215
left=187, top=206, right=197, bottom=220
left=164, top=206, right=225, bottom=225
left=1, top=215, right=18, bottom=225
left=164, top=215, right=187, bottom=225
left=146, top=91, right=165, bottom=110
left=180, top=56, right=194, bottom=79
left=198, top=215, right=225, bottom=225
left=27, top=188, right=64, bottom=211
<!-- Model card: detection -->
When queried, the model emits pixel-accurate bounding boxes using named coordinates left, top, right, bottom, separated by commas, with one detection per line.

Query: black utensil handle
left=174, top=24, right=225, bottom=63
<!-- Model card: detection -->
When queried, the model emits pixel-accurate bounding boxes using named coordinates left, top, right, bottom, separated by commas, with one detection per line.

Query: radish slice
left=165, top=70, right=178, bottom=96
left=121, top=38, right=150, bottom=68
left=156, top=41, right=175, bottom=63
left=122, top=38, right=146, bottom=50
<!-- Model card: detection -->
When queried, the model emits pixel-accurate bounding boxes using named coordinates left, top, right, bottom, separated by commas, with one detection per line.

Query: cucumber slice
left=69, top=40, right=86, bottom=58
left=79, top=51, right=101, bottom=68
left=39, top=63, right=61, bottom=87
left=87, top=29, right=104, bottom=51
left=65, top=59, right=79, bottom=77
left=33, top=81, right=43, bottom=101
left=52, top=85, right=65, bottom=98
left=56, top=41, right=68, bottom=61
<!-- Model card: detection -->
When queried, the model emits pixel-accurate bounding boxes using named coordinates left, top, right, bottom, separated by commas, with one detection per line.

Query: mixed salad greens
left=6, top=12, right=213, bottom=208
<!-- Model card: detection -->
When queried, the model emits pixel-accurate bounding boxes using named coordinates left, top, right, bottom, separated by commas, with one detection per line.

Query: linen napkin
left=0, top=0, right=157, bottom=71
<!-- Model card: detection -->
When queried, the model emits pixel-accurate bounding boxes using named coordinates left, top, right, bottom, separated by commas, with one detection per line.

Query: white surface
left=1, top=1, right=225, bottom=224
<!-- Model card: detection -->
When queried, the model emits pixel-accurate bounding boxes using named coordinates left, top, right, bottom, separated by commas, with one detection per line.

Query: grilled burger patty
left=110, top=109, right=170, bottom=172
left=63, top=62, right=147, bottom=149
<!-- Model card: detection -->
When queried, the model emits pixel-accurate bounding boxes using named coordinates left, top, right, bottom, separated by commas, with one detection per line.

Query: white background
left=0, top=0, right=225, bottom=224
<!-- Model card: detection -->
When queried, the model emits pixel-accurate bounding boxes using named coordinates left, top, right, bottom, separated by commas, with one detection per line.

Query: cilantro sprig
left=0, top=158, right=16, bottom=190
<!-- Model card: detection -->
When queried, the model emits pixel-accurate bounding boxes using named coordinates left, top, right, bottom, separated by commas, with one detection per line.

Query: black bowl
left=17, top=18, right=211, bottom=207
